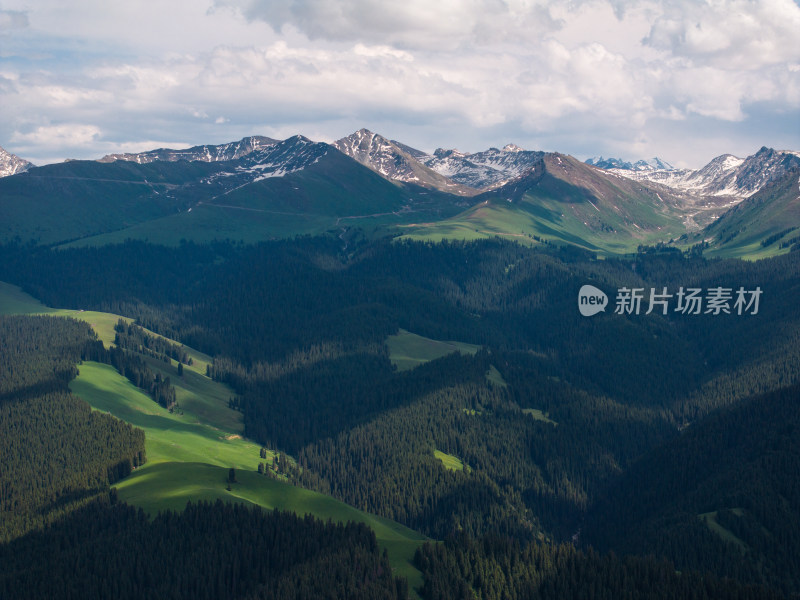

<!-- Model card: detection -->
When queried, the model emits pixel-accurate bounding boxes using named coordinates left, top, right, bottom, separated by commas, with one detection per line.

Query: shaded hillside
left=584, top=383, right=800, bottom=595
left=0, top=159, right=224, bottom=245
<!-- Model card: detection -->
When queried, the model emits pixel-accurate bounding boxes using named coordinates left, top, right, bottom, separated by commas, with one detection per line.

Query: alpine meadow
left=1, top=1, right=800, bottom=598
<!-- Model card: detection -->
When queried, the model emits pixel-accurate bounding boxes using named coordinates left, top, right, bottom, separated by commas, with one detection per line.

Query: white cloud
left=215, top=0, right=562, bottom=49
left=12, top=123, right=101, bottom=147
left=0, top=9, right=28, bottom=32
left=0, top=0, right=797, bottom=167
left=644, top=0, right=800, bottom=70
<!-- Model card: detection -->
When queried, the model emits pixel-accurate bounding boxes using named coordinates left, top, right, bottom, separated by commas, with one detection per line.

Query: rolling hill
left=0, top=280, right=429, bottom=593
left=400, top=153, right=689, bottom=253
left=704, top=167, right=800, bottom=258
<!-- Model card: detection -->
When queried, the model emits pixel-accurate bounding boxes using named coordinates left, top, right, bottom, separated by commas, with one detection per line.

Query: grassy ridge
left=399, top=196, right=679, bottom=255
left=70, top=362, right=254, bottom=467
left=399, top=156, right=689, bottom=254
left=434, top=450, right=465, bottom=472
left=387, top=328, right=480, bottom=371
left=59, top=152, right=466, bottom=248
left=704, top=170, right=800, bottom=260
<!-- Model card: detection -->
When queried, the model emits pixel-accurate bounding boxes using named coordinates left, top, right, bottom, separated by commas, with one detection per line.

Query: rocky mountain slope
left=333, top=129, right=475, bottom=195
left=419, top=144, right=545, bottom=190
left=599, top=147, right=800, bottom=200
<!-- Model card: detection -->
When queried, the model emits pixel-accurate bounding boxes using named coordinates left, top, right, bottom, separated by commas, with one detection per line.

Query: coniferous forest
left=1, top=236, right=799, bottom=598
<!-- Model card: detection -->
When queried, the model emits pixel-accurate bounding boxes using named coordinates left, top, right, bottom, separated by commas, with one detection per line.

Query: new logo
left=578, top=285, right=608, bottom=317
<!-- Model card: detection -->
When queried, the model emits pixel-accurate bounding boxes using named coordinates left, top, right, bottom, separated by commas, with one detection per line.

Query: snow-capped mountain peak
left=432, top=148, right=467, bottom=159
left=422, top=144, right=544, bottom=190
left=0, top=146, right=34, bottom=177
left=502, top=143, right=524, bottom=153
left=332, top=129, right=404, bottom=179
left=633, top=157, right=675, bottom=171
left=198, top=135, right=329, bottom=185
left=98, top=136, right=279, bottom=164
left=592, top=146, right=800, bottom=200
left=586, top=156, right=674, bottom=171
left=333, top=129, right=475, bottom=194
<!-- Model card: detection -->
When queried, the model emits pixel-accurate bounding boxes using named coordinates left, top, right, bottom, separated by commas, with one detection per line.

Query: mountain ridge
left=333, top=129, right=475, bottom=196
left=98, top=135, right=280, bottom=164
left=419, top=144, right=545, bottom=190
left=2, top=129, right=798, bottom=256
left=596, top=146, right=800, bottom=201
left=586, top=156, right=675, bottom=171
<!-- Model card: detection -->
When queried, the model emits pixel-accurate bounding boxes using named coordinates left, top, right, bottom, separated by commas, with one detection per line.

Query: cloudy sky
left=1, top=0, right=798, bottom=167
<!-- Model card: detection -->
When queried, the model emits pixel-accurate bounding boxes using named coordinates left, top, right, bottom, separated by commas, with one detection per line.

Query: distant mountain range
left=585, top=156, right=675, bottom=171
left=1, top=131, right=797, bottom=257
left=97, top=136, right=280, bottom=164
left=593, top=147, right=800, bottom=199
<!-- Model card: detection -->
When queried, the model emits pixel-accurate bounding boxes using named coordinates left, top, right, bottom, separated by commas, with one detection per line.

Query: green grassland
left=0, top=159, right=229, bottom=245
left=522, top=408, right=558, bottom=426
left=0, top=281, right=54, bottom=314
left=1, top=282, right=428, bottom=592
left=61, top=202, right=336, bottom=247
left=400, top=194, right=682, bottom=255
left=387, top=328, right=480, bottom=371
left=116, top=462, right=427, bottom=589
left=698, top=510, right=748, bottom=553
left=706, top=241, right=788, bottom=261
left=486, top=365, right=507, bottom=387
left=71, top=361, right=427, bottom=593
left=70, top=362, right=252, bottom=465
left=434, top=449, right=465, bottom=472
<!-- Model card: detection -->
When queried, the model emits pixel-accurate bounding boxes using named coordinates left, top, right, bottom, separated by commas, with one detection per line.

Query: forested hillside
left=0, top=236, right=798, bottom=596
left=0, top=316, right=145, bottom=541
left=0, top=500, right=406, bottom=600
left=584, top=383, right=800, bottom=595
left=414, top=534, right=784, bottom=600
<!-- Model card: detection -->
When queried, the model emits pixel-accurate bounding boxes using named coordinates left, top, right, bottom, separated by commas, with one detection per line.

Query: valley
left=1, top=131, right=798, bottom=599
left=0, top=281, right=430, bottom=594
